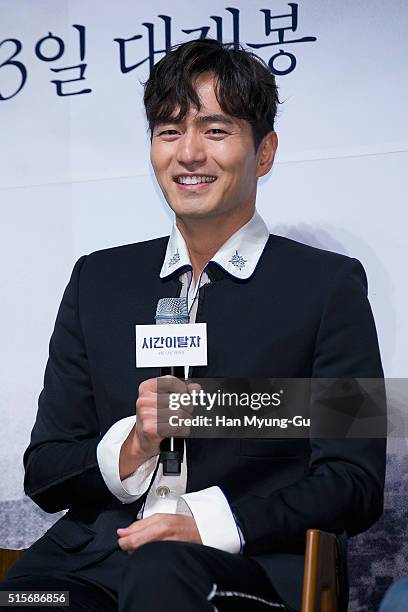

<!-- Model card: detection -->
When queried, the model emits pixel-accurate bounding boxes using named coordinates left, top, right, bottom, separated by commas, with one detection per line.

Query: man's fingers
left=187, top=382, right=201, bottom=394
left=117, top=515, right=168, bottom=553
left=139, top=377, right=200, bottom=405
left=118, top=532, right=149, bottom=553
left=137, top=377, right=200, bottom=439
left=136, top=402, right=157, bottom=417
left=116, top=514, right=201, bottom=552
left=157, top=375, right=191, bottom=395
left=138, top=378, right=159, bottom=396
left=117, top=513, right=164, bottom=535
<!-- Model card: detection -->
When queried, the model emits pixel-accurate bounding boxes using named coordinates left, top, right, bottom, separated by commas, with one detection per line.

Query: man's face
left=150, top=73, right=274, bottom=223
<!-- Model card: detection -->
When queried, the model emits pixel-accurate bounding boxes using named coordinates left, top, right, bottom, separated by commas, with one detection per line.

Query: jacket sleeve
left=230, top=258, right=387, bottom=555
left=23, top=256, right=115, bottom=513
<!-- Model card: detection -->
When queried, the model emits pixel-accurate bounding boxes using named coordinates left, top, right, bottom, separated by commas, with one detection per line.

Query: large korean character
left=34, top=24, right=91, bottom=96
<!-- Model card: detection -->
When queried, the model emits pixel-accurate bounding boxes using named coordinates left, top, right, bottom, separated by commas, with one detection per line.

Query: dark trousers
left=0, top=541, right=288, bottom=611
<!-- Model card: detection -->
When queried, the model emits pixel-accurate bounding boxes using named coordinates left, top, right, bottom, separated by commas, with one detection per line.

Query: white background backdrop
left=0, top=0, right=407, bottom=524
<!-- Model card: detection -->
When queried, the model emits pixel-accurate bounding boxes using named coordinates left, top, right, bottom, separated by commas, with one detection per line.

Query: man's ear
left=256, top=132, right=278, bottom=178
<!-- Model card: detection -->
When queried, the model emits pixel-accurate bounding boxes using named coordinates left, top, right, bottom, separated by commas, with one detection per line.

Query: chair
left=0, top=549, right=24, bottom=582
left=302, top=530, right=341, bottom=612
left=0, top=529, right=341, bottom=612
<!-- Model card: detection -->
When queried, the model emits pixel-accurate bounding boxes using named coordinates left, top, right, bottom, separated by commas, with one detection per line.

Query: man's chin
left=170, top=202, right=220, bottom=220
left=176, top=212, right=223, bottom=224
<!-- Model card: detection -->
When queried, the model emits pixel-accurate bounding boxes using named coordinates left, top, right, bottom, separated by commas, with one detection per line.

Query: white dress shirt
left=97, top=211, right=270, bottom=554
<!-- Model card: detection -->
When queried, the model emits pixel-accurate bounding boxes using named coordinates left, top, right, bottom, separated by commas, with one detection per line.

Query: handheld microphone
left=155, top=297, right=189, bottom=476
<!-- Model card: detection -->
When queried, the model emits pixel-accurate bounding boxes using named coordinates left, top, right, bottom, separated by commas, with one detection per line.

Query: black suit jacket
left=7, top=234, right=386, bottom=611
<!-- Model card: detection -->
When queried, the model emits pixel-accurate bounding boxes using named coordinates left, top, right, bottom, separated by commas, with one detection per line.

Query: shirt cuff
left=180, top=486, right=241, bottom=554
left=176, top=497, right=193, bottom=516
left=96, top=416, right=158, bottom=504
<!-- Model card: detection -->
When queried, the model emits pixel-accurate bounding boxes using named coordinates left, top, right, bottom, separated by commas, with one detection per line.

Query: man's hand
left=119, top=376, right=198, bottom=480
left=117, top=513, right=202, bottom=553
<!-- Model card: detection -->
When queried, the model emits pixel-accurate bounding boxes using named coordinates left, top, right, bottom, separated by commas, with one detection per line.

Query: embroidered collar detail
left=160, top=211, right=270, bottom=280
left=168, top=249, right=180, bottom=267
left=229, top=250, right=247, bottom=271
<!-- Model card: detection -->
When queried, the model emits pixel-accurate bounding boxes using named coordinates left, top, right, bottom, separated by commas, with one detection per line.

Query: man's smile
left=173, top=174, right=218, bottom=191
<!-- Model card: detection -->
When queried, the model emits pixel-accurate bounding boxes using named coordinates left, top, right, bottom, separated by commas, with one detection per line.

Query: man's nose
left=176, top=132, right=206, bottom=166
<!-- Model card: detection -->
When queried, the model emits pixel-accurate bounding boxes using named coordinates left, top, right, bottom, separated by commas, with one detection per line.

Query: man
left=1, top=39, right=385, bottom=611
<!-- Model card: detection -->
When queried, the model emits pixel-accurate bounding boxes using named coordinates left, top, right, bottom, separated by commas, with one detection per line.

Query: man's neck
left=176, top=209, right=255, bottom=283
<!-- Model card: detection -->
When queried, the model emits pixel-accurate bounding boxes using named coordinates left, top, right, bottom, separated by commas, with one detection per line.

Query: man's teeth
left=177, top=176, right=216, bottom=185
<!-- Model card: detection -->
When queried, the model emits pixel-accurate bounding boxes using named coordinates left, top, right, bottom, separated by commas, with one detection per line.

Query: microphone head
left=155, top=297, right=190, bottom=325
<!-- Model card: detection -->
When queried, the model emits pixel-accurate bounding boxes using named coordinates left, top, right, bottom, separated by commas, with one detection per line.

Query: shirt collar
left=160, top=211, right=270, bottom=280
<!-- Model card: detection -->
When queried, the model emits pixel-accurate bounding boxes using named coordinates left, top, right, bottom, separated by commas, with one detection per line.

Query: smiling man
left=147, top=59, right=277, bottom=285
left=1, top=39, right=385, bottom=612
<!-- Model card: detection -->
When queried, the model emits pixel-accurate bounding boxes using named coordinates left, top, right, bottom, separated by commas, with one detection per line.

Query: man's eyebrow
left=154, top=114, right=236, bottom=128
left=195, top=114, right=236, bottom=126
left=154, top=117, right=183, bottom=128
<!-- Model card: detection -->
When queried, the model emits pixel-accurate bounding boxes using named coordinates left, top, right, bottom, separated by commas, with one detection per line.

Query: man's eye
left=158, top=130, right=179, bottom=136
left=208, top=129, right=227, bottom=135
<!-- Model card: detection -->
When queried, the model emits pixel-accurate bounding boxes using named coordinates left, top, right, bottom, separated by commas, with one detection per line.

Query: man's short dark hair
left=144, top=38, right=279, bottom=151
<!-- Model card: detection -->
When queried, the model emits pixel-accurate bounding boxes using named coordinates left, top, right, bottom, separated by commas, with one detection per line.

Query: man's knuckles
left=136, top=402, right=156, bottom=418
left=138, top=377, right=159, bottom=396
